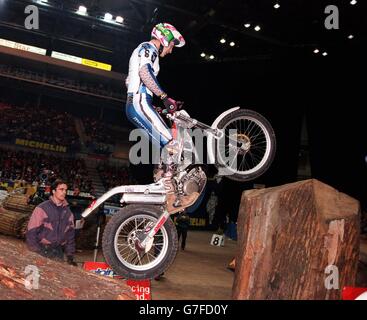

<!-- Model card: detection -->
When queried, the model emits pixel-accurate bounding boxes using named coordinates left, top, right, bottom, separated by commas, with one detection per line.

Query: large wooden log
left=233, top=179, right=360, bottom=300
left=0, top=235, right=135, bottom=300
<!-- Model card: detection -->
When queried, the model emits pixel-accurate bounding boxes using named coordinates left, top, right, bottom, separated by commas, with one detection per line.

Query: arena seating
left=0, top=102, right=80, bottom=151
left=96, top=162, right=133, bottom=191
left=0, top=146, right=93, bottom=194
left=0, top=64, right=122, bottom=100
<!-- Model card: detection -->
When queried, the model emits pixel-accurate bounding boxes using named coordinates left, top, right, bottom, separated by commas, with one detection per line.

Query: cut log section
left=232, top=179, right=360, bottom=300
left=2, top=194, right=34, bottom=215
left=0, top=235, right=136, bottom=300
left=0, top=208, right=29, bottom=238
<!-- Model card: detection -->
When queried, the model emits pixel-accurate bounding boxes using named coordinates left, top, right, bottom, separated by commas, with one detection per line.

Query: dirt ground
left=75, top=230, right=237, bottom=300
left=75, top=231, right=367, bottom=300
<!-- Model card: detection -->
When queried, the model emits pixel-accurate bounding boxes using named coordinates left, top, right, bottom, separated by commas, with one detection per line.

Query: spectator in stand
left=0, top=146, right=93, bottom=194
left=0, top=102, right=80, bottom=151
left=96, top=162, right=131, bottom=192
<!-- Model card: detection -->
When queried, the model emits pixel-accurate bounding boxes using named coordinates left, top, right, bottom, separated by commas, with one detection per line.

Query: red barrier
left=342, top=287, right=367, bottom=300
left=83, top=261, right=151, bottom=300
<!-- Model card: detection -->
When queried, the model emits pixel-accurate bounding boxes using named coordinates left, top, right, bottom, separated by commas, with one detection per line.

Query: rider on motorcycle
left=125, top=22, right=198, bottom=213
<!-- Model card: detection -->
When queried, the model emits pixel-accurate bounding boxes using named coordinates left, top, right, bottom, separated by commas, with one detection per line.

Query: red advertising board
left=126, top=279, right=151, bottom=300
left=342, top=286, right=367, bottom=300
left=83, top=262, right=151, bottom=300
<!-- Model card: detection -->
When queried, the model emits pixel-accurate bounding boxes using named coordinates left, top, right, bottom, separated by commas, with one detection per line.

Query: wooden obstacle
left=0, top=208, right=29, bottom=238
left=2, top=194, right=34, bottom=215
left=232, top=179, right=360, bottom=300
left=0, top=235, right=135, bottom=300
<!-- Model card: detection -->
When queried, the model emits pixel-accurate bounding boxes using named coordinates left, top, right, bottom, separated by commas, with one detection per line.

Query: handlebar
left=153, top=101, right=184, bottom=115
left=153, top=106, right=223, bottom=139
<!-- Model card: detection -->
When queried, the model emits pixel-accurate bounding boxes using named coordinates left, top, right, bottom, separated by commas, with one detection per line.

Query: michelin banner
left=15, top=138, right=67, bottom=153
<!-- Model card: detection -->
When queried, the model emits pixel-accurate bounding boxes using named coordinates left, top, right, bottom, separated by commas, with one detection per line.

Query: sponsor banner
left=15, top=138, right=67, bottom=153
left=51, top=51, right=112, bottom=71
left=82, top=58, right=112, bottom=71
left=66, top=190, right=92, bottom=198
left=104, top=204, right=121, bottom=216
left=187, top=188, right=208, bottom=228
left=126, top=280, right=151, bottom=300
left=190, top=217, right=207, bottom=227
left=51, top=51, right=82, bottom=64
left=83, top=262, right=121, bottom=278
left=0, top=38, right=47, bottom=55
left=83, top=262, right=151, bottom=300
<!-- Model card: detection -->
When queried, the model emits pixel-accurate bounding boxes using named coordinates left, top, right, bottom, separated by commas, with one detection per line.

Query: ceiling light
left=209, top=55, right=215, bottom=60
left=274, top=3, right=280, bottom=9
left=104, top=13, right=113, bottom=21
left=116, top=16, right=124, bottom=24
left=229, top=42, right=235, bottom=47
left=254, top=25, right=261, bottom=32
left=350, top=0, right=357, bottom=5
left=322, top=52, right=328, bottom=56
left=77, top=5, right=87, bottom=15
left=348, top=34, right=354, bottom=39
left=313, top=49, right=319, bottom=54
left=200, top=53, right=206, bottom=57
left=244, top=23, right=251, bottom=28
left=220, top=38, right=226, bottom=44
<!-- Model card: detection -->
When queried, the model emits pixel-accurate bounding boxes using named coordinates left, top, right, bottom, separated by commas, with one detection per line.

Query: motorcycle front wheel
left=215, top=109, right=276, bottom=182
left=102, top=204, right=178, bottom=280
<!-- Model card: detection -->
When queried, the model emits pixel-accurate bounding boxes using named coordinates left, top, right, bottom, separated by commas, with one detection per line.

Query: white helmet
left=151, top=22, right=185, bottom=48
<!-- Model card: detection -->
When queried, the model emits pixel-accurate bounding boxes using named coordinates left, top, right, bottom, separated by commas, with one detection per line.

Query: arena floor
left=75, top=230, right=238, bottom=300
left=75, top=232, right=367, bottom=300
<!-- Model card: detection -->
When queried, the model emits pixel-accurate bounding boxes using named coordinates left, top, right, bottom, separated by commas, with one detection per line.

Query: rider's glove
left=162, top=96, right=179, bottom=114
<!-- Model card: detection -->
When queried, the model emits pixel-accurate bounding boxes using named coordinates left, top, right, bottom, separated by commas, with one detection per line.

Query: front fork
left=140, top=207, right=171, bottom=253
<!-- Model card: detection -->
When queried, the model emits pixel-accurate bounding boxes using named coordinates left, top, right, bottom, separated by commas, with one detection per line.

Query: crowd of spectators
left=0, top=64, right=123, bottom=100
left=83, top=117, right=123, bottom=145
left=96, top=162, right=133, bottom=191
left=0, top=102, right=80, bottom=151
left=83, top=117, right=116, bottom=145
left=83, top=117, right=128, bottom=155
left=0, top=146, right=94, bottom=194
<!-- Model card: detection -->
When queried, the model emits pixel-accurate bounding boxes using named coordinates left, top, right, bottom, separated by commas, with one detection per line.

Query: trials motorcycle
left=81, top=106, right=276, bottom=279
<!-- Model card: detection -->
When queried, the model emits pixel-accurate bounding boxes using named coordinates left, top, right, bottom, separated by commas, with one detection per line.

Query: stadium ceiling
left=0, top=0, right=366, bottom=64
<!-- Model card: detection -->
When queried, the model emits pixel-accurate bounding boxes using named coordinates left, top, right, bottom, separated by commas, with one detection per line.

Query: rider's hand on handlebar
left=162, top=97, right=183, bottom=114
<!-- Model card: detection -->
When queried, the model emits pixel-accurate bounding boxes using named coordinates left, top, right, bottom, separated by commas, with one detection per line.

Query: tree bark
left=232, top=179, right=360, bottom=300
left=0, top=235, right=135, bottom=300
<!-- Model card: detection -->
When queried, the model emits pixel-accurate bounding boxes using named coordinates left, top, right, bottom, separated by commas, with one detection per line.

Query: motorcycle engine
left=179, top=167, right=207, bottom=196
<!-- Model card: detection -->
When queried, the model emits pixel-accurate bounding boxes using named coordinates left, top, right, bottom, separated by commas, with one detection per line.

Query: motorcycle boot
left=154, top=139, right=200, bottom=214
left=163, top=150, right=199, bottom=214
